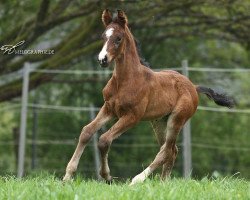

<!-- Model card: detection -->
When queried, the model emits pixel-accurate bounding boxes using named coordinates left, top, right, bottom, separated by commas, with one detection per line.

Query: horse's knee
left=98, top=135, right=111, bottom=153
left=79, top=126, right=93, bottom=144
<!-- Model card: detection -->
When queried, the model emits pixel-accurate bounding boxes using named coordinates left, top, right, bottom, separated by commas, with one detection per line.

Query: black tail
left=196, top=86, right=235, bottom=108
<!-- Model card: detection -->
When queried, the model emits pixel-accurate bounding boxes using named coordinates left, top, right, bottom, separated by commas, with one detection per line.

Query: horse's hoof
left=62, top=174, right=72, bottom=182
left=130, top=174, right=145, bottom=186
left=105, top=177, right=113, bottom=185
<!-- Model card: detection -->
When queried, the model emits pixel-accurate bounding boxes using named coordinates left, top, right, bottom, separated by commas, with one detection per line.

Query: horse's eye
left=116, top=37, right=122, bottom=43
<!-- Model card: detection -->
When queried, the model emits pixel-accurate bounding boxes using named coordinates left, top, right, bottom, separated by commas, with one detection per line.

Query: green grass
left=0, top=175, right=249, bottom=200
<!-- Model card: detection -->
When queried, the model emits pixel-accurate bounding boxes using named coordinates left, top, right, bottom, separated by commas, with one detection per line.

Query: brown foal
left=63, top=10, right=234, bottom=185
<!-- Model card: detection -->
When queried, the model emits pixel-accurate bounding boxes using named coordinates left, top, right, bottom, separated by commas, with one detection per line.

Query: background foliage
left=0, top=0, right=249, bottom=179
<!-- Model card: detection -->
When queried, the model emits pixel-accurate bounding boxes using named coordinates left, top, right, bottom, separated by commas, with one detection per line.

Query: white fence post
left=182, top=60, right=192, bottom=178
left=17, top=63, right=30, bottom=178
left=89, top=104, right=101, bottom=179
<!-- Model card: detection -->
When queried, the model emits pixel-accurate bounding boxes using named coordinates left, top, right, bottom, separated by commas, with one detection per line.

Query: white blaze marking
left=98, top=41, right=108, bottom=60
left=105, top=28, right=114, bottom=38
left=98, top=28, right=114, bottom=61
left=130, top=167, right=152, bottom=185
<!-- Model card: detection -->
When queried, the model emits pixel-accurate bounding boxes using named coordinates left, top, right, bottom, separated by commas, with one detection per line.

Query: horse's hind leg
left=130, top=111, right=187, bottom=185
left=161, top=144, right=178, bottom=180
left=151, top=119, right=173, bottom=180
left=151, top=119, right=166, bottom=146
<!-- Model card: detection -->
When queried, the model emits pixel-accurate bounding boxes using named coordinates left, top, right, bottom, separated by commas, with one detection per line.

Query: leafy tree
left=0, top=0, right=250, bottom=102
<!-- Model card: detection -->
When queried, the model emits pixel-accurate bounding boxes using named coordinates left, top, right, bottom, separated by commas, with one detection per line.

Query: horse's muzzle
left=98, top=56, right=109, bottom=68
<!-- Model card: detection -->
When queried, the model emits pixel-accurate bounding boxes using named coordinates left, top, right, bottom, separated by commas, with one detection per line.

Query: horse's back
left=157, top=69, right=199, bottom=115
left=142, top=69, right=198, bottom=120
left=154, top=69, right=197, bottom=95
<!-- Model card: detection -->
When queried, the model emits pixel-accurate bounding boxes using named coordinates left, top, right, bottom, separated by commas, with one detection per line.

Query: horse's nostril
left=104, top=56, right=107, bottom=63
left=98, top=55, right=108, bottom=67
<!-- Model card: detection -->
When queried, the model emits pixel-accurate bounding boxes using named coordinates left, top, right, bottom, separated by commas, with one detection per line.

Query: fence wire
left=0, top=66, right=249, bottom=178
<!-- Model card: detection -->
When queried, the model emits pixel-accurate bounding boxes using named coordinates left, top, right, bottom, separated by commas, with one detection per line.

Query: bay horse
left=63, top=9, right=234, bottom=185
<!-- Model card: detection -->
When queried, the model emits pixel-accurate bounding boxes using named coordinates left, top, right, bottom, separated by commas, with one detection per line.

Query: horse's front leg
left=98, top=115, right=137, bottom=182
left=63, top=105, right=112, bottom=181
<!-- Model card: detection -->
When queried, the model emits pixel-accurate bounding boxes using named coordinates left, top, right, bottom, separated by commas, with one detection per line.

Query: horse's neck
left=113, top=33, right=142, bottom=86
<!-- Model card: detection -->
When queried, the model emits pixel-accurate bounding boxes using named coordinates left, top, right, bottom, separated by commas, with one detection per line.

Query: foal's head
left=98, top=9, right=129, bottom=68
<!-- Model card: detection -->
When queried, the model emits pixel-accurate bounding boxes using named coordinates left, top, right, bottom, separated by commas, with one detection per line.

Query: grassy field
left=0, top=175, right=249, bottom=200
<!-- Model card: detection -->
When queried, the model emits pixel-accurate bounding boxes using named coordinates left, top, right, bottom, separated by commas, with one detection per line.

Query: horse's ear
left=115, top=10, right=128, bottom=28
left=102, top=9, right=112, bottom=27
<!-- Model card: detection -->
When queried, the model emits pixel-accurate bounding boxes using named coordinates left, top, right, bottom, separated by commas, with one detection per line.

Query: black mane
left=134, top=38, right=150, bottom=68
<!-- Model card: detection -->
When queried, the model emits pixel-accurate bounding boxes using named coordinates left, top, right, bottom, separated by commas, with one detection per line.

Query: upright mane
left=112, top=11, right=150, bottom=68
left=134, top=38, right=150, bottom=68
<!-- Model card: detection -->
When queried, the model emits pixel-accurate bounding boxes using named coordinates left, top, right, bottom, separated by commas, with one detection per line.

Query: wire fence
left=0, top=63, right=249, bottom=179
left=1, top=103, right=250, bottom=114
left=1, top=139, right=250, bottom=151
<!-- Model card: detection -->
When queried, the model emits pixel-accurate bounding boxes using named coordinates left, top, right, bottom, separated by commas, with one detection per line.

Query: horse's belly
left=142, top=110, right=170, bottom=121
left=142, top=97, right=174, bottom=120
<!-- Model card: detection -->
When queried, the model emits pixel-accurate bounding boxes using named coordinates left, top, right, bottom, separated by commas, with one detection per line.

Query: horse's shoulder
left=102, top=78, right=117, bottom=100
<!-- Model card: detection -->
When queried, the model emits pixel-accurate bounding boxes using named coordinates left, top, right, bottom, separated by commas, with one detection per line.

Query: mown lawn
left=0, top=175, right=249, bottom=200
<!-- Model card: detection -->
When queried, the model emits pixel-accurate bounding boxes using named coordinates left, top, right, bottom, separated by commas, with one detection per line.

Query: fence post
left=31, top=98, right=38, bottom=170
left=89, top=104, right=101, bottom=179
left=17, top=63, right=30, bottom=178
left=182, top=60, right=192, bottom=178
